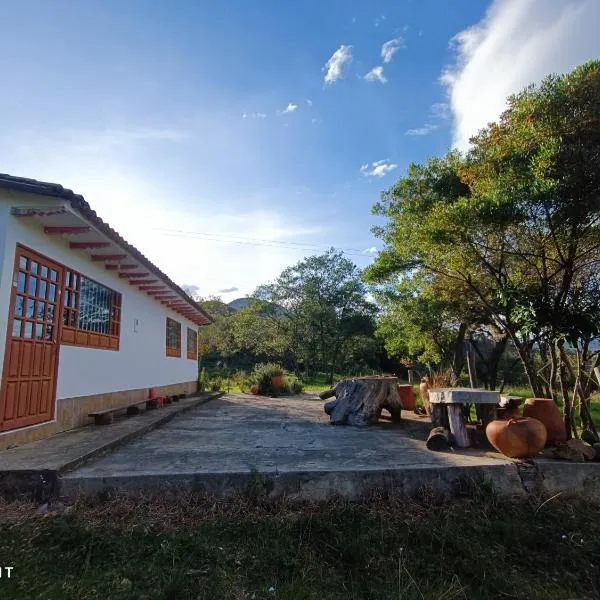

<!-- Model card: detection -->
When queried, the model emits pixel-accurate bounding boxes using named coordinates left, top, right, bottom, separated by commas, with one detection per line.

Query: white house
left=0, top=174, right=211, bottom=449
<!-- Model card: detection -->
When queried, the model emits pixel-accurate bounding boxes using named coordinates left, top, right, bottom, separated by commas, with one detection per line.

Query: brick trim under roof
left=0, top=173, right=212, bottom=325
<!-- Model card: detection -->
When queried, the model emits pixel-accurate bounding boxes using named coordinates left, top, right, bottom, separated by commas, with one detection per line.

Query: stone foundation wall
left=0, top=381, right=197, bottom=449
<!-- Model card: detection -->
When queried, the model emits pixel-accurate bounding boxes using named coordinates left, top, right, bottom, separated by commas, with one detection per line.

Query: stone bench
left=88, top=394, right=186, bottom=425
left=428, top=388, right=500, bottom=448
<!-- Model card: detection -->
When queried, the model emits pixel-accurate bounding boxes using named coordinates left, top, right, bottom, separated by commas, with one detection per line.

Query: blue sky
left=1, top=0, right=599, bottom=299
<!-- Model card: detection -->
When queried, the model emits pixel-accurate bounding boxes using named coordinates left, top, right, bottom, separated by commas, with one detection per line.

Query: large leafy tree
left=368, top=61, right=600, bottom=438
left=258, top=249, right=378, bottom=382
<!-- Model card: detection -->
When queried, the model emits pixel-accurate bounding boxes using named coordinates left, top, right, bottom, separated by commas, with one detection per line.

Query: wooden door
left=0, top=246, right=63, bottom=431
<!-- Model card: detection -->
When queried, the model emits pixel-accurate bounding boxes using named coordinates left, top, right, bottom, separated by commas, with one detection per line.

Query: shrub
left=284, top=373, right=304, bottom=394
left=231, top=370, right=250, bottom=393
left=248, top=363, right=303, bottom=396
left=198, top=368, right=209, bottom=392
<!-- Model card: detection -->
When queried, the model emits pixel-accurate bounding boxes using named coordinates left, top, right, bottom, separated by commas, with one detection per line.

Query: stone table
left=428, top=388, right=500, bottom=448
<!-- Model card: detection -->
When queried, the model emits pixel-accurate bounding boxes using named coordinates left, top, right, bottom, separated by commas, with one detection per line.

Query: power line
left=153, top=227, right=376, bottom=257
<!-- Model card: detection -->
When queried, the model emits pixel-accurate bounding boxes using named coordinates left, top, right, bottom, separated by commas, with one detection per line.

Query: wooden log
left=427, top=427, right=450, bottom=451
left=319, top=388, right=336, bottom=400
left=447, top=404, right=471, bottom=448
left=431, top=404, right=450, bottom=430
left=321, top=376, right=401, bottom=427
left=479, top=404, right=496, bottom=429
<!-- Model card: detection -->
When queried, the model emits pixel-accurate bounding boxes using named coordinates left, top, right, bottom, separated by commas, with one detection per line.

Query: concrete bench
left=88, top=393, right=186, bottom=425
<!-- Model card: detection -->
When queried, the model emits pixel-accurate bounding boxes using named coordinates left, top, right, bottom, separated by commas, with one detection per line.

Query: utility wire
left=153, top=227, right=376, bottom=257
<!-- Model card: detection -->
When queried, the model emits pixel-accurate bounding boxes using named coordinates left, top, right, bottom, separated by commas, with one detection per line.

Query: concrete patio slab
left=59, top=393, right=539, bottom=500
left=0, top=392, right=223, bottom=499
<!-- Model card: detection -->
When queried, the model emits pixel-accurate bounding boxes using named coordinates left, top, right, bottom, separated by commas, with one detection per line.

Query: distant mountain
left=228, top=297, right=252, bottom=311
left=227, top=297, right=287, bottom=316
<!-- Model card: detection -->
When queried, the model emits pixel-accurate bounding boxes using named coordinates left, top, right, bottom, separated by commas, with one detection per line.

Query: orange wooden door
left=0, top=246, right=63, bottom=431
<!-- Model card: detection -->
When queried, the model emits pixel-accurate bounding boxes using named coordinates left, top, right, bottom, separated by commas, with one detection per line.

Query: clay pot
left=523, top=398, right=566, bottom=445
left=486, top=417, right=547, bottom=458
left=419, top=378, right=431, bottom=413
left=250, top=384, right=259, bottom=395
left=271, top=375, right=284, bottom=390
left=397, top=384, right=416, bottom=411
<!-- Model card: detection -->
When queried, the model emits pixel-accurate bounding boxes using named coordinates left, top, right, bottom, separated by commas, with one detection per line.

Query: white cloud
left=306, top=99, right=313, bottom=107
left=360, top=159, right=398, bottom=178
left=381, top=38, right=405, bottom=63
left=364, top=66, right=387, bottom=84
left=374, top=15, right=386, bottom=27
left=405, top=123, right=438, bottom=136
left=430, top=102, right=450, bottom=120
left=279, top=103, right=298, bottom=114
left=242, top=112, right=267, bottom=119
left=442, top=0, right=600, bottom=151
left=362, top=246, right=378, bottom=254
left=324, top=44, right=353, bottom=84
left=1, top=127, right=332, bottom=300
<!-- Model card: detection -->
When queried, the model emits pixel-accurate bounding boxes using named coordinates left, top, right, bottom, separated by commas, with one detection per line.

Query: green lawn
left=1, top=492, right=599, bottom=599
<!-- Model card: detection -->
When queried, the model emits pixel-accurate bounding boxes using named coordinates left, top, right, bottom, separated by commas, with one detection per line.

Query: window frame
left=166, top=317, right=182, bottom=357
left=187, top=327, right=198, bottom=360
left=60, top=269, right=121, bottom=351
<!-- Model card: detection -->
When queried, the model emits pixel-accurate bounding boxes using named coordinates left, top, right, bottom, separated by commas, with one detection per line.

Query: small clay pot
left=250, top=384, right=259, bottom=395
left=486, top=417, right=547, bottom=458
left=397, top=384, right=416, bottom=411
left=523, top=398, right=566, bottom=445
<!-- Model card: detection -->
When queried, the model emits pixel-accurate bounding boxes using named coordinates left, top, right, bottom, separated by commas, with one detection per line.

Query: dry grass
left=1, top=485, right=599, bottom=599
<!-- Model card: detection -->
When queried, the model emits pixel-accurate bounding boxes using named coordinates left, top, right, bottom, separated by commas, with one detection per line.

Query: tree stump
left=321, top=376, right=401, bottom=427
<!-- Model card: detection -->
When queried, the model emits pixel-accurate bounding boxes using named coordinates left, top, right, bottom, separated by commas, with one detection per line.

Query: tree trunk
left=450, top=323, right=467, bottom=386
left=512, top=335, right=543, bottom=397
left=322, top=376, right=401, bottom=427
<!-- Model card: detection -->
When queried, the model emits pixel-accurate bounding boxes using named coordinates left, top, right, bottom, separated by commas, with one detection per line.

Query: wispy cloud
left=218, top=286, right=239, bottom=294
left=324, top=44, right=353, bottom=84
left=364, top=66, right=387, bottom=84
left=360, top=159, right=398, bottom=178
left=374, top=15, right=386, bottom=27
left=430, top=102, right=450, bottom=120
left=362, top=246, right=378, bottom=254
left=279, top=103, right=298, bottom=115
left=306, top=99, right=313, bottom=107
left=381, top=38, right=405, bottom=63
left=441, top=0, right=600, bottom=151
left=242, top=112, right=267, bottom=119
left=405, top=123, right=438, bottom=136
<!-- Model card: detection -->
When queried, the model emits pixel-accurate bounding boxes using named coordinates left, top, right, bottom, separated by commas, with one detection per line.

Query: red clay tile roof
left=0, top=173, right=212, bottom=325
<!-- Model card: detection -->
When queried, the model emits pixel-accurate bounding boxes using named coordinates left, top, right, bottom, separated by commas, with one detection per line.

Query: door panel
left=0, top=246, right=63, bottom=431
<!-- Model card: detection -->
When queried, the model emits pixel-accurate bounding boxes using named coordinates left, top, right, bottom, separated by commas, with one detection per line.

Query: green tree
left=368, top=61, right=600, bottom=438
left=258, top=249, right=378, bottom=382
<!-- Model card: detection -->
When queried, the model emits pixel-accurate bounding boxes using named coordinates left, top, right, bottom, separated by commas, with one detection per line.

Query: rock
left=554, top=443, right=585, bottom=462
left=566, top=439, right=596, bottom=461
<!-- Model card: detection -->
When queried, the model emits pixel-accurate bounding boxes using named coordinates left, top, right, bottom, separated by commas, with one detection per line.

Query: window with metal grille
left=187, top=327, right=198, bottom=360
left=166, top=317, right=181, bottom=357
left=61, top=270, right=121, bottom=347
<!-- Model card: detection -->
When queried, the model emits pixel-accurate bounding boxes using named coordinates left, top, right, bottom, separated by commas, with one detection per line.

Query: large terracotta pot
left=271, top=375, right=284, bottom=390
left=523, top=398, right=566, bottom=445
left=486, top=417, right=547, bottom=458
left=397, top=384, right=416, bottom=410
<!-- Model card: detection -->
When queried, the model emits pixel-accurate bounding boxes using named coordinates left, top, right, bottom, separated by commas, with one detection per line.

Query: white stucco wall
left=0, top=190, right=199, bottom=398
